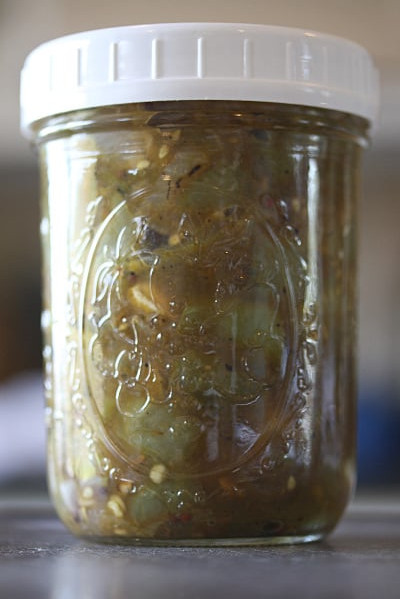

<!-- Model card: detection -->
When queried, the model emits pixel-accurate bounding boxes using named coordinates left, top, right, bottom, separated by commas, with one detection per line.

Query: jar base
left=79, top=533, right=323, bottom=547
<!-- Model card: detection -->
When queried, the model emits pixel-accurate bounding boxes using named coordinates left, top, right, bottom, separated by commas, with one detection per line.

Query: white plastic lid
left=20, top=22, right=379, bottom=135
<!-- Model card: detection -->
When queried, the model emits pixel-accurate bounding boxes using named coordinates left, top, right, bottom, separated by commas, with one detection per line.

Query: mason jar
left=20, top=23, right=379, bottom=545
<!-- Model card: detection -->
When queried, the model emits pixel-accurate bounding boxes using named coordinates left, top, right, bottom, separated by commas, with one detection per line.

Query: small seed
left=292, top=198, right=301, bottom=212
left=168, top=233, right=180, bottom=246
left=82, top=486, right=94, bottom=500
left=136, top=159, right=150, bottom=171
left=287, top=475, right=296, bottom=491
left=80, top=486, right=94, bottom=506
left=107, top=494, right=126, bottom=518
left=149, top=463, right=167, bottom=484
left=159, top=144, right=169, bottom=159
left=118, top=480, right=134, bottom=495
left=118, top=317, right=130, bottom=332
left=127, top=286, right=157, bottom=313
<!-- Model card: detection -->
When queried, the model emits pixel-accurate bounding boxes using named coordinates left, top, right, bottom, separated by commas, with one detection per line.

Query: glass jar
left=20, top=23, right=379, bottom=545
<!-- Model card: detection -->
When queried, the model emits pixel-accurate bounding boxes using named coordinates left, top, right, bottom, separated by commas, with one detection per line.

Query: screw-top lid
left=20, top=22, right=379, bottom=135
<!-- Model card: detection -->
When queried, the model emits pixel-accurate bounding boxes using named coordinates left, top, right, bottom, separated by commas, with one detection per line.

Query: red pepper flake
left=171, top=512, right=193, bottom=524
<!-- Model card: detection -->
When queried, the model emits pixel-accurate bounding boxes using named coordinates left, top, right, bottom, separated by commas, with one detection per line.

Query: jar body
left=38, top=101, right=366, bottom=544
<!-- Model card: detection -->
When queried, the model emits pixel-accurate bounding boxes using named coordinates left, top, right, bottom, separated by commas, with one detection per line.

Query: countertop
left=1, top=493, right=399, bottom=599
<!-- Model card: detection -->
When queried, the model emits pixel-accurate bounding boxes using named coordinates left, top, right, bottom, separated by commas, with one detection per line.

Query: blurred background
left=0, top=0, right=399, bottom=492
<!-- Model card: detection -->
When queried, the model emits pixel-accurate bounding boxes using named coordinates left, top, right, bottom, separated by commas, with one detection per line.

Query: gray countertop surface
left=1, top=493, right=399, bottom=599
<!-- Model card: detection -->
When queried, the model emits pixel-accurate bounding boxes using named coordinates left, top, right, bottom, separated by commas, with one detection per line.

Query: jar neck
left=31, top=101, right=369, bottom=147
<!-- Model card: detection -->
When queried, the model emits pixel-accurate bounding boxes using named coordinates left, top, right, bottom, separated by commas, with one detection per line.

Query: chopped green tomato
left=44, top=102, right=359, bottom=540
